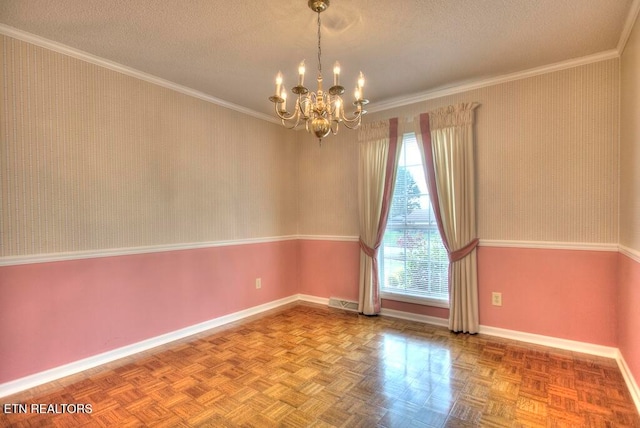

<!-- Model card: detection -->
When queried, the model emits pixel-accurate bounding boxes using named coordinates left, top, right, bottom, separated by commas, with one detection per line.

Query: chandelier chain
left=269, top=0, right=367, bottom=141
left=317, top=12, right=322, bottom=77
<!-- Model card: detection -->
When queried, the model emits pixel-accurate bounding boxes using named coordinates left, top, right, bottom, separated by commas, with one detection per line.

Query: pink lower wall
left=0, top=240, right=298, bottom=384
left=477, top=246, right=618, bottom=346
left=297, top=239, right=360, bottom=301
left=0, top=239, right=629, bottom=387
left=618, top=252, right=640, bottom=385
left=297, top=239, right=449, bottom=319
left=298, top=240, right=619, bottom=347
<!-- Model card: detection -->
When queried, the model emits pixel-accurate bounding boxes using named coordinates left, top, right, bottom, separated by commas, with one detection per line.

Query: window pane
left=381, top=134, right=449, bottom=302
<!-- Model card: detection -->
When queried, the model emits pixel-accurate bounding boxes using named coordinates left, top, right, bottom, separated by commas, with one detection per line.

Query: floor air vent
left=328, top=298, right=359, bottom=312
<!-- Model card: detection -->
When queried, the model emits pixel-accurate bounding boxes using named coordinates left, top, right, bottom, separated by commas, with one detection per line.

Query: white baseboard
left=298, top=295, right=639, bottom=414
left=377, top=308, right=619, bottom=359
left=380, top=308, right=450, bottom=328
left=2, top=294, right=639, bottom=416
left=478, top=325, right=619, bottom=358
left=617, top=349, right=640, bottom=411
left=0, top=295, right=299, bottom=398
left=297, top=294, right=330, bottom=306
left=380, top=310, right=638, bottom=413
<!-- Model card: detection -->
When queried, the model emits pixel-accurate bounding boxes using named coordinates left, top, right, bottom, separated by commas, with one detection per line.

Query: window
left=380, top=133, right=449, bottom=307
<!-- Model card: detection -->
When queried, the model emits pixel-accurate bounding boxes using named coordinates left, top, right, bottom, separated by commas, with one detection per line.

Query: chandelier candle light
left=269, top=0, right=368, bottom=141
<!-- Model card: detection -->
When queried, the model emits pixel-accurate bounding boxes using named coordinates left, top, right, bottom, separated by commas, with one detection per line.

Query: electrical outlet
left=255, top=278, right=262, bottom=289
left=492, top=292, right=502, bottom=306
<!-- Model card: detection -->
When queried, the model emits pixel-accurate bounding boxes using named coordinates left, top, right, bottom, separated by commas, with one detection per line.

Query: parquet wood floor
left=1, top=303, right=639, bottom=427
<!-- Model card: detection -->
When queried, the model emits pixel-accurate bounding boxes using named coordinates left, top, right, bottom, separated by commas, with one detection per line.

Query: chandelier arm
left=274, top=101, right=305, bottom=129
left=279, top=115, right=302, bottom=130
left=274, top=102, right=297, bottom=122
left=339, top=110, right=364, bottom=129
left=281, top=120, right=298, bottom=130
left=341, top=120, right=362, bottom=130
left=339, top=110, right=363, bottom=123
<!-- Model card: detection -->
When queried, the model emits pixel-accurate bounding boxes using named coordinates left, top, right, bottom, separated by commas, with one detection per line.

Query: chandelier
left=269, top=0, right=368, bottom=141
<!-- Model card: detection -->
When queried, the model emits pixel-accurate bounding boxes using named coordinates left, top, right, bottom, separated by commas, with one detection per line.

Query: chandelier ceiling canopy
left=269, top=0, right=368, bottom=142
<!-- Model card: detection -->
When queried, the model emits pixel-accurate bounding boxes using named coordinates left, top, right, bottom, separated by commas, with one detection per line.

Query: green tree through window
left=380, top=133, right=449, bottom=307
left=390, top=166, right=421, bottom=220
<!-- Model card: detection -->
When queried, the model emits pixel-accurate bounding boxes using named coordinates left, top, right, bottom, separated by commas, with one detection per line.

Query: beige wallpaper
left=621, top=12, right=640, bottom=253
left=1, top=33, right=623, bottom=257
left=297, top=59, right=620, bottom=244
left=296, top=135, right=360, bottom=236
left=0, top=35, right=298, bottom=257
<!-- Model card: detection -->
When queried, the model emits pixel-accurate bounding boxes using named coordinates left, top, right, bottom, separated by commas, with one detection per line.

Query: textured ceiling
left=0, top=0, right=636, bottom=119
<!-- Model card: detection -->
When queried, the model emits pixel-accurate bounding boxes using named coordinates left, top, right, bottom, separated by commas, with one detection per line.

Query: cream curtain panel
left=357, top=118, right=400, bottom=315
left=414, top=104, right=480, bottom=333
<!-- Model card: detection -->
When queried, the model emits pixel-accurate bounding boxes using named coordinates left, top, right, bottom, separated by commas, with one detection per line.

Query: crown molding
left=1, top=23, right=623, bottom=122
left=0, top=24, right=279, bottom=125
left=368, top=49, right=620, bottom=114
left=618, top=0, right=640, bottom=54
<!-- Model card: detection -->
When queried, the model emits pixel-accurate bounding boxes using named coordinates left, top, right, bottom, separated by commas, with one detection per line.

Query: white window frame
left=380, top=133, right=449, bottom=309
